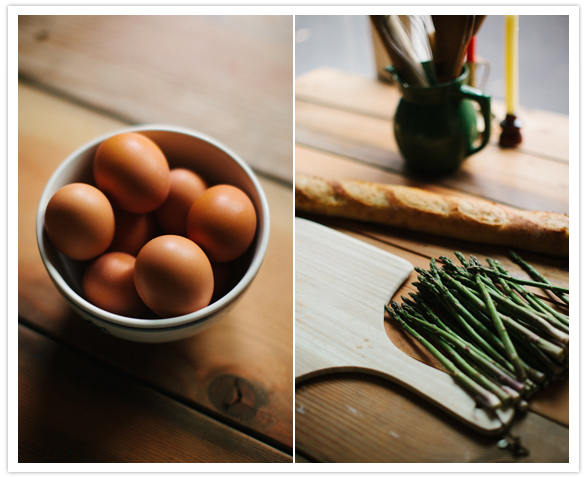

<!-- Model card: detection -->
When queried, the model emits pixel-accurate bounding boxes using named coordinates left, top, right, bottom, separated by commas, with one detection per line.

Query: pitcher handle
left=458, top=85, right=492, bottom=156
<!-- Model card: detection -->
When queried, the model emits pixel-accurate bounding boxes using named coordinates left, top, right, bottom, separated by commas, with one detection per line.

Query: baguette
left=295, top=174, right=569, bottom=256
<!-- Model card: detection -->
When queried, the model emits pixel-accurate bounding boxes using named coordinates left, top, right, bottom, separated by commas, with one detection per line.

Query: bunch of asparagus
left=385, top=251, right=569, bottom=412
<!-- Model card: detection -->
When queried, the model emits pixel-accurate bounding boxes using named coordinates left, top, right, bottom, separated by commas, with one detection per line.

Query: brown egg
left=134, top=235, right=214, bottom=317
left=186, top=185, right=257, bottom=263
left=93, top=132, right=170, bottom=213
left=155, top=168, right=208, bottom=235
left=83, top=252, right=146, bottom=317
left=109, top=208, right=156, bottom=256
left=44, top=183, right=115, bottom=260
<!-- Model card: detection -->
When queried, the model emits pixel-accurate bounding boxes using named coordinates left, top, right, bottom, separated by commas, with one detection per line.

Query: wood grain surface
left=294, top=68, right=570, bottom=464
left=295, top=374, right=568, bottom=464
left=17, top=14, right=293, bottom=464
left=19, top=325, right=291, bottom=463
left=18, top=15, right=293, bottom=183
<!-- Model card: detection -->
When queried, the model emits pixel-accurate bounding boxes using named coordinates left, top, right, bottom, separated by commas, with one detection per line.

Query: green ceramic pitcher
left=386, top=65, right=491, bottom=175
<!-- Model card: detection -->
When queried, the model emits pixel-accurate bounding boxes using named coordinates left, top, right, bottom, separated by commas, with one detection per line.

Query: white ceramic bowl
left=36, top=124, right=270, bottom=342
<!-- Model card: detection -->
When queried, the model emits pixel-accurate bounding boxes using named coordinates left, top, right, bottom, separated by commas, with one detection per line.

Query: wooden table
left=17, top=15, right=293, bottom=464
left=294, top=67, right=570, bottom=463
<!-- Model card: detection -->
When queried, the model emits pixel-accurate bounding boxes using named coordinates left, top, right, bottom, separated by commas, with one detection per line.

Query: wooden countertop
left=17, top=15, right=293, bottom=464
left=294, top=67, right=571, bottom=464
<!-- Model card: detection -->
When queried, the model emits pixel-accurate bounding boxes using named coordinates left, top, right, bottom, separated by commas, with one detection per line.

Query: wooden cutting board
left=295, top=218, right=515, bottom=434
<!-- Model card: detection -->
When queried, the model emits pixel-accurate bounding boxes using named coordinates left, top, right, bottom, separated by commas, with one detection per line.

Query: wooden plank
left=295, top=101, right=569, bottom=214
left=295, top=67, right=401, bottom=119
left=295, top=373, right=568, bottom=463
left=18, top=82, right=293, bottom=450
left=18, top=325, right=292, bottom=463
left=18, top=15, right=293, bottom=182
left=294, top=452, right=313, bottom=463
left=295, top=67, right=569, bottom=163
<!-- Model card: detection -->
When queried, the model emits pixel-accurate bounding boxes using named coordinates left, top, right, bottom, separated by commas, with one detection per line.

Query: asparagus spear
left=509, top=250, right=569, bottom=305
left=475, top=274, right=527, bottom=381
left=488, top=258, right=569, bottom=330
left=465, top=266, right=569, bottom=294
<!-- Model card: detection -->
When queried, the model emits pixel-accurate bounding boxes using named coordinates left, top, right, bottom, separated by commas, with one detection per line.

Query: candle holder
left=499, top=113, right=522, bottom=148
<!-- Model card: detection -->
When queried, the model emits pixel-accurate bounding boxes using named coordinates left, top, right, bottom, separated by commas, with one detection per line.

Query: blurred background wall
left=295, top=15, right=569, bottom=115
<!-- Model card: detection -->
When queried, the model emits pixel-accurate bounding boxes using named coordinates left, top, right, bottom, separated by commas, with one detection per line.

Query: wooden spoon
left=432, top=15, right=476, bottom=83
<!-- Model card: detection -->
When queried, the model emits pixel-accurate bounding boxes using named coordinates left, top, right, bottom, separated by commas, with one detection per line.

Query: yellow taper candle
left=505, top=15, right=519, bottom=115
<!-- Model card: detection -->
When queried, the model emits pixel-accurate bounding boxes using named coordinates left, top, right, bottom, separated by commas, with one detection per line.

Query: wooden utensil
left=432, top=15, right=476, bottom=83
left=295, top=218, right=515, bottom=434
left=472, top=15, right=487, bottom=37
left=370, top=15, right=429, bottom=87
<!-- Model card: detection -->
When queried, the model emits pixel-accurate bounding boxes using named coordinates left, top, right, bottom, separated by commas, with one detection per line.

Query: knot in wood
left=208, top=374, right=259, bottom=420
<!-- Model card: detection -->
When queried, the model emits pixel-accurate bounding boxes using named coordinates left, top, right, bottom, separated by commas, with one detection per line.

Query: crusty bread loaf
left=295, top=174, right=569, bottom=256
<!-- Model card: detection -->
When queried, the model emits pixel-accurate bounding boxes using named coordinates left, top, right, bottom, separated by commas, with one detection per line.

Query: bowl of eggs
left=36, top=124, right=270, bottom=342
